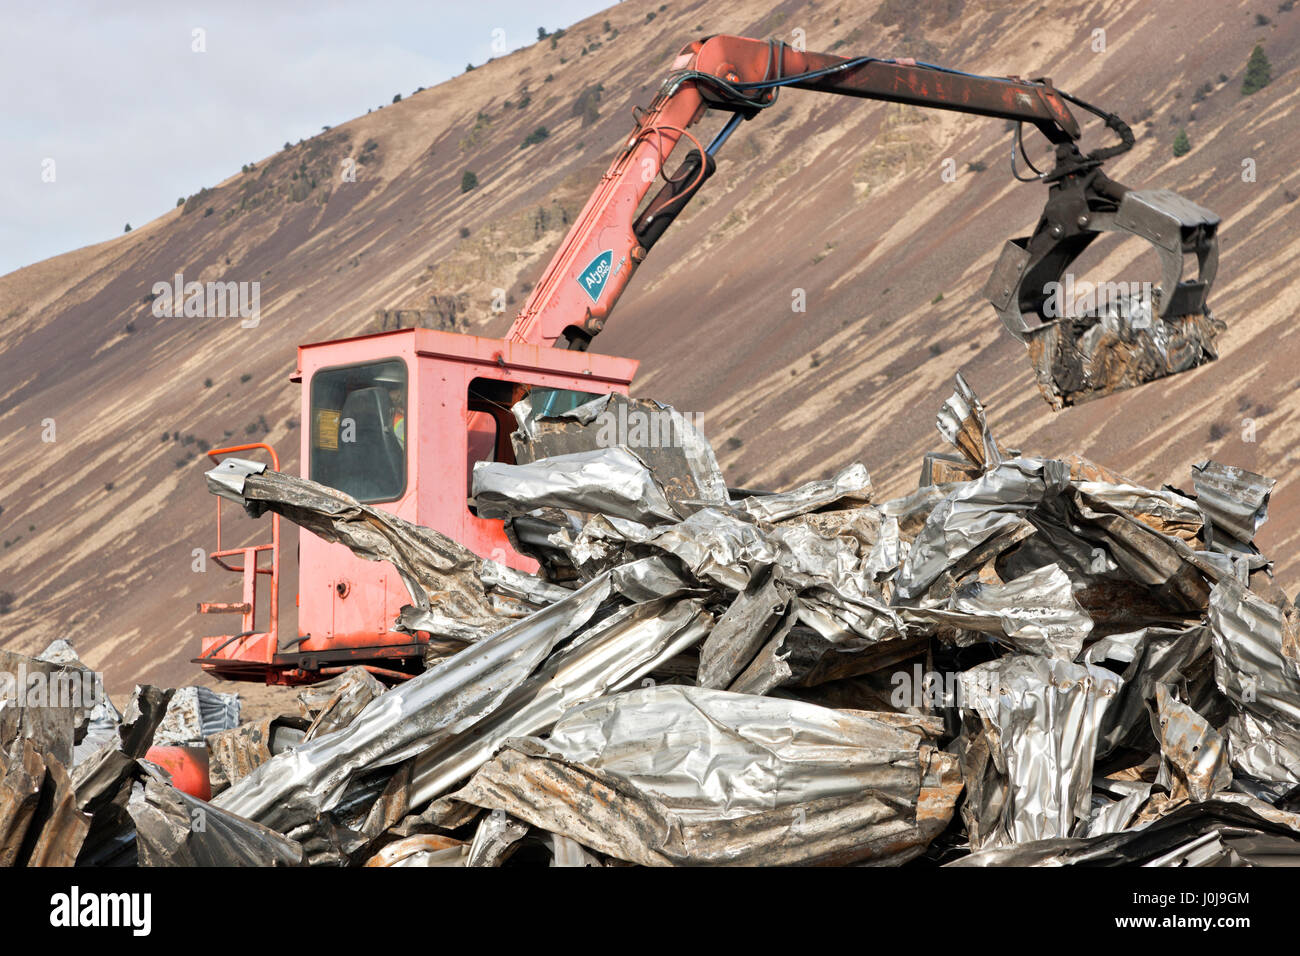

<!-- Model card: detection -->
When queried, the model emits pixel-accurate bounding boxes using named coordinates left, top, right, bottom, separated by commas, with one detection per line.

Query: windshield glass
left=309, top=358, right=407, bottom=502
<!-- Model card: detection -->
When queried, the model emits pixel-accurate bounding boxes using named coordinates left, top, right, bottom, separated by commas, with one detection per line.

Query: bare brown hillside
left=1, top=0, right=1298, bottom=702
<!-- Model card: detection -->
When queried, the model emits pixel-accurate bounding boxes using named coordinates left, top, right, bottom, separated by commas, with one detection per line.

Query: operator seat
left=337, top=386, right=405, bottom=500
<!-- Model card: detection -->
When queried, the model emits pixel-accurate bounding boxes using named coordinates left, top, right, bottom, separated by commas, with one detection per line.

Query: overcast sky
left=0, top=1, right=611, bottom=277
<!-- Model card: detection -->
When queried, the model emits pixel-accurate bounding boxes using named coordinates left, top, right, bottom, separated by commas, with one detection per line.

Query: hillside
left=1, top=0, right=1298, bottom=700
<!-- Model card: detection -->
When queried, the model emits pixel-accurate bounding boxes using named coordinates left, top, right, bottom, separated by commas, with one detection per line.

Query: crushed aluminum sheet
left=24, top=641, right=121, bottom=769
left=1082, top=625, right=1216, bottom=758
left=1063, top=484, right=1210, bottom=612
left=297, top=667, right=387, bottom=741
left=1073, top=482, right=1203, bottom=544
left=465, top=810, right=530, bottom=867
left=1192, top=460, right=1275, bottom=568
left=959, top=655, right=1122, bottom=848
left=511, top=391, right=728, bottom=514
left=25, top=754, right=89, bottom=866
left=153, top=686, right=241, bottom=748
left=1024, top=308, right=1221, bottom=411
left=1207, top=572, right=1300, bottom=800
left=728, top=616, right=925, bottom=697
left=920, top=451, right=983, bottom=487
left=608, top=555, right=701, bottom=602
left=405, top=594, right=714, bottom=807
left=478, top=561, right=574, bottom=611
left=213, top=574, right=615, bottom=832
left=548, top=833, right=604, bottom=867
left=1080, top=779, right=1155, bottom=838
left=0, top=742, right=46, bottom=865
left=55, top=685, right=175, bottom=867
left=901, top=562, right=1092, bottom=660
left=696, top=569, right=792, bottom=690
left=128, top=776, right=304, bottom=866
left=950, top=793, right=1300, bottom=866
left=364, top=833, right=469, bottom=867
left=733, top=463, right=873, bottom=524
left=0, top=648, right=99, bottom=769
left=936, top=371, right=1002, bottom=471
left=1149, top=683, right=1231, bottom=802
left=0, top=741, right=90, bottom=867
left=206, top=715, right=308, bottom=796
left=473, top=446, right=679, bottom=526
left=642, top=508, right=775, bottom=591
left=184, top=372, right=1300, bottom=868
left=451, top=685, right=961, bottom=866
left=896, top=457, right=1071, bottom=601
left=768, top=510, right=891, bottom=605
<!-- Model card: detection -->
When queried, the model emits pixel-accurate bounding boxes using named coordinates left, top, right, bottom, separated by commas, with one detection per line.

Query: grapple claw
left=987, top=171, right=1221, bottom=408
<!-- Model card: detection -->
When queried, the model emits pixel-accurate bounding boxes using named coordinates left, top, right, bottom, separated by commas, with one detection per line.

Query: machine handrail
left=198, top=442, right=280, bottom=664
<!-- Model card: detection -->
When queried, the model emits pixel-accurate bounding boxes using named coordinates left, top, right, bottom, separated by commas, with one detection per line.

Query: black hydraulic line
left=199, top=630, right=256, bottom=659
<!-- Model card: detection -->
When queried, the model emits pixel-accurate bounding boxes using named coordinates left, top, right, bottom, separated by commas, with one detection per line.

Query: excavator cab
left=196, top=327, right=637, bottom=685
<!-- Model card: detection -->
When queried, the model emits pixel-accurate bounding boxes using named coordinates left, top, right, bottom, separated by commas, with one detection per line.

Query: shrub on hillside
left=520, top=126, right=550, bottom=149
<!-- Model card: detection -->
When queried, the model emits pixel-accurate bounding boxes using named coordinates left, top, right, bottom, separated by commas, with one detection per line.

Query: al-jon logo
left=577, top=249, right=613, bottom=304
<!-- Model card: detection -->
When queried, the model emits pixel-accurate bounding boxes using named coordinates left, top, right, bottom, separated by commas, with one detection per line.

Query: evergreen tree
left=1172, top=128, right=1191, bottom=157
left=1242, top=45, right=1272, bottom=95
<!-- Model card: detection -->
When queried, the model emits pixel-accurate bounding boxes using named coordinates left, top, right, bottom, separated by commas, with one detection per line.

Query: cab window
left=529, top=386, right=604, bottom=418
left=310, top=358, right=407, bottom=502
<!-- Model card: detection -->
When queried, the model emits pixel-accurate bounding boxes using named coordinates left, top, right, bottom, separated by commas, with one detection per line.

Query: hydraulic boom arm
left=505, top=34, right=1220, bottom=407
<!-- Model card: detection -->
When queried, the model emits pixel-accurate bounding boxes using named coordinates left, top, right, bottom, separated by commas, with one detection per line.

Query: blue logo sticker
left=577, top=249, right=614, bottom=304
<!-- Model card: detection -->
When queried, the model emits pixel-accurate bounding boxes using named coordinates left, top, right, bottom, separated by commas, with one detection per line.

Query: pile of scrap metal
left=0, top=646, right=295, bottom=866
left=10, top=381, right=1300, bottom=867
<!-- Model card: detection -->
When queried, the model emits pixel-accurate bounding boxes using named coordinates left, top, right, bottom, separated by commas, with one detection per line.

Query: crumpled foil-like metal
left=951, top=792, right=1300, bottom=866
left=734, top=463, right=873, bottom=524
left=1207, top=572, right=1300, bottom=799
left=1149, top=683, right=1231, bottom=802
left=697, top=570, right=792, bottom=689
left=365, top=832, right=468, bottom=867
left=902, top=563, right=1091, bottom=660
left=473, top=446, right=679, bottom=526
left=297, top=667, right=387, bottom=741
left=153, top=686, right=241, bottom=748
left=1082, top=624, right=1215, bottom=758
left=959, top=655, right=1122, bottom=848
left=1024, top=308, right=1221, bottom=410
left=452, top=685, right=961, bottom=866
left=405, top=594, right=714, bottom=806
left=1192, top=460, right=1275, bottom=568
left=213, top=574, right=615, bottom=832
left=206, top=715, right=309, bottom=796
left=643, top=508, right=775, bottom=591
left=188, top=372, right=1300, bottom=868
left=935, top=372, right=1002, bottom=471
left=511, top=391, right=728, bottom=515
left=897, top=457, right=1071, bottom=600
left=129, top=775, right=304, bottom=866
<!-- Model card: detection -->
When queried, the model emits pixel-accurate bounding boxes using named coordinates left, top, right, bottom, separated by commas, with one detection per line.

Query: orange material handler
left=194, top=34, right=1218, bottom=685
